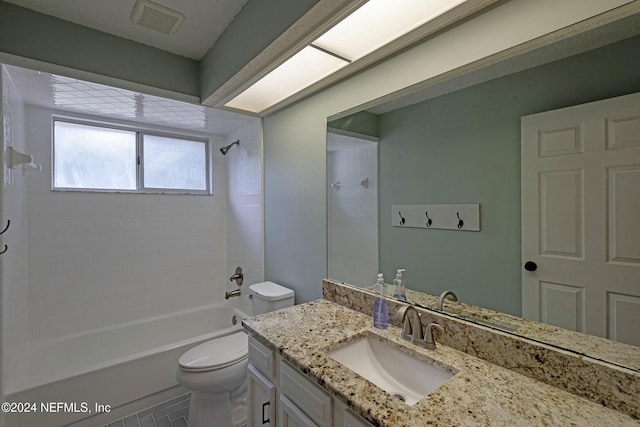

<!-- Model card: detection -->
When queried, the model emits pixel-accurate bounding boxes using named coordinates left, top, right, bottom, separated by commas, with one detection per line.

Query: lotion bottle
left=373, top=273, right=388, bottom=329
left=392, top=269, right=407, bottom=301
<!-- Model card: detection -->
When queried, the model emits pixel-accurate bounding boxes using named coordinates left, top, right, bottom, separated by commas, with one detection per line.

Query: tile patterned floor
left=103, top=393, right=190, bottom=427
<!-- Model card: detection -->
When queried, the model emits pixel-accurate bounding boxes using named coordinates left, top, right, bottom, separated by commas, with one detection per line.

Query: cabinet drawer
left=249, top=334, right=276, bottom=380
left=280, top=361, right=332, bottom=427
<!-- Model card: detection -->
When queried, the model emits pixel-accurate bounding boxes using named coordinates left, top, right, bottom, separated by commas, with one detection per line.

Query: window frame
left=52, top=117, right=212, bottom=195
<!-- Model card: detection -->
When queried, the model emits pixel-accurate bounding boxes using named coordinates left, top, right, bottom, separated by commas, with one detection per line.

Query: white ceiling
left=4, top=64, right=256, bottom=135
left=3, top=0, right=248, bottom=60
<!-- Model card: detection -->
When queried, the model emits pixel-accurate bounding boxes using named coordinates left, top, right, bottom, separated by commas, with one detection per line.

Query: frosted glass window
left=53, top=119, right=210, bottom=194
left=54, top=121, right=136, bottom=190
left=143, top=135, right=207, bottom=190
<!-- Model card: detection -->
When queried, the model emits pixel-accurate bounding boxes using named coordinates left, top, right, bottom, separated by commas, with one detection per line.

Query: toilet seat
left=179, top=332, right=248, bottom=372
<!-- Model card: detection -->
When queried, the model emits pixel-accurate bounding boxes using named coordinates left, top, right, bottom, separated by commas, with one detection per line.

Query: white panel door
left=522, top=92, right=640, bottom=344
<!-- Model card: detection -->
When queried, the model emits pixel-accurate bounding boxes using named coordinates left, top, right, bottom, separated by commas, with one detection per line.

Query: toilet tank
left=249, top=281, right=295, bottom=315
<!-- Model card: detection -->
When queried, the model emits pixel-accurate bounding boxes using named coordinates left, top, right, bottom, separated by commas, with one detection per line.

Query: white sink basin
left=327, top=334, right=456, bottom=405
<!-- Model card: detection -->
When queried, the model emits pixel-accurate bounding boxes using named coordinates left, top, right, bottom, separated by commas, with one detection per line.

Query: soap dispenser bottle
left=373, top=273, right=388, bottom=329
left=392, top=269, right=407, bottom=302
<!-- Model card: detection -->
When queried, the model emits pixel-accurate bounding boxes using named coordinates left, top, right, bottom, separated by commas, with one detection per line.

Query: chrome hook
left=0, top=220, right=9, bottom=235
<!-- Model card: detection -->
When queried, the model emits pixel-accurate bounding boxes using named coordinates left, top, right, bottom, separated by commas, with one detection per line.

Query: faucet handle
left=396, top=306, right=423, bottom=344
left=423, top=323, right=444, bottom=350
left=229, top=267, right=243, bottom=286
left=401, top=317, right=414, bottom=342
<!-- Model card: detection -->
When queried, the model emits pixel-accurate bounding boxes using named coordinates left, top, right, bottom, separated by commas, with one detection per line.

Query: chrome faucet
left=225, top=289, right=241, bottom=299
left=395, top=306, right=443, bottom=350
left=436, top=290, right=458, bottom=311
left=396, top=306, right=423, bottom=344
left=424, top=323, right=444, bottom=350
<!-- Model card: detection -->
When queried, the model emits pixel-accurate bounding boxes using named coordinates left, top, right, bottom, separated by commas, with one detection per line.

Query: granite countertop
left=399, top=287, right=640, bottom=371
left=242, top=299, right=639, bottom=427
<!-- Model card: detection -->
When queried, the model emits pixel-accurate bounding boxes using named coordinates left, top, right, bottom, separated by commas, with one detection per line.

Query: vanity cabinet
left=248, top=335, right=277, bottom=426
left=247, top=334, right=373, bottom=427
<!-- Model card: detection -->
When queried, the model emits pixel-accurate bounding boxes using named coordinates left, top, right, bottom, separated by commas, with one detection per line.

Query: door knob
left=524, top=261, right=537, bottom=272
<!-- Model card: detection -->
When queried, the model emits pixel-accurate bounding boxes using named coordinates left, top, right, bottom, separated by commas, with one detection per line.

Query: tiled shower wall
left=225, top=119, right=264, bottom=314
left=1, top=67, right=264, bottom=413
left=21, top=105, right=230, bottom=344
left=327, top=143, right=377, bottom=288
left=1, top=66, right=29, bottom=406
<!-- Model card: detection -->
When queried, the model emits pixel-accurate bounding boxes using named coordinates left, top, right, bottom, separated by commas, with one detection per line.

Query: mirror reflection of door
left=327, top=129, right=379, bottom=288
left=521, top=92, right=640, bottom=347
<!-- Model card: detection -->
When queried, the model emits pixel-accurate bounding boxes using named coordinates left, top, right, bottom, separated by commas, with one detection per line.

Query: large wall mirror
left=326, top=14, right=640, bottom=371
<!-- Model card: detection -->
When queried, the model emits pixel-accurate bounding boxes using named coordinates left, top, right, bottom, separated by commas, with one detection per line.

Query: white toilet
left=176, top=281, right=295, bottom=427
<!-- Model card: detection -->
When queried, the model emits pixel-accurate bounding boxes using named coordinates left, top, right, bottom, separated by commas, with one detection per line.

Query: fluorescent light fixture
left=314, top=0, right=467, bottom=61
left=226, top=0, right=468, bottom=113
left=226, top=46, right=349, bottom=113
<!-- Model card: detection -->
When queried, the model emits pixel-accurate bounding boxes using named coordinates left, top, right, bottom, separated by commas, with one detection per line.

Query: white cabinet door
left=279, top=395, right=318, bottom=427
left=280, top=361, right=333, bottom=427
left=342, top=410, right=372, bottom=427
left=521, top=92, right=640, bottom=345
left=249, top=364, right=277, bottom=427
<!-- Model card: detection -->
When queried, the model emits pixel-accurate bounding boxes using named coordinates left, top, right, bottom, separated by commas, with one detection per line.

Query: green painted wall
left=0, top=0, right=320, bottom=102
left=327, top=111, right=379, bottom=138
left=263, top=2, right=639, bottom=306
left=0, top=1, right=199, bottom=97
left=377, top=34, right=640, bottom=315
left=199, top=0, right=318, bottom=100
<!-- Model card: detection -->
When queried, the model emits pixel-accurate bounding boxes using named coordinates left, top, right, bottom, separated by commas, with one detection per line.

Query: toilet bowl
left=176, top=281, right=294, bottom=427
left=177, top=332, right=248, bottom=427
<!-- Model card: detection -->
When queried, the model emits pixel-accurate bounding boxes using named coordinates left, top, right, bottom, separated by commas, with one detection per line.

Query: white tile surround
left=327, top=142, right=377, bottom=287
left=1, top=64, right=263, bottom=403
left=225, top=118, right=264, bottom=315
left=1, top=65, right=30, bottom=426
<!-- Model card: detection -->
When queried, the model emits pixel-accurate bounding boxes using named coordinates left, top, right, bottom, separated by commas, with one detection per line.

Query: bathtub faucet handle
left=229, top=267, right=243, bottom=286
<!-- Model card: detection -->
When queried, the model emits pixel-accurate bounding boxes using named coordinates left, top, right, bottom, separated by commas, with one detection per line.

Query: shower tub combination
left=5, top=301, right=247, bottom=427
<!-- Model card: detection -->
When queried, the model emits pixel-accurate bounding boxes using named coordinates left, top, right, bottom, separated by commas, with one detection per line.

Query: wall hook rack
left=392, top=204, right=480, bottom=231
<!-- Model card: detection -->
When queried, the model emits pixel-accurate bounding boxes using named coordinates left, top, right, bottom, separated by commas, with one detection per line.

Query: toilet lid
left=179, top=332, right=248, bottom=372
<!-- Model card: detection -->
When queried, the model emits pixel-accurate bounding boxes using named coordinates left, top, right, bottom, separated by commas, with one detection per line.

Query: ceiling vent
left=131, top=0, right=185, bottom=35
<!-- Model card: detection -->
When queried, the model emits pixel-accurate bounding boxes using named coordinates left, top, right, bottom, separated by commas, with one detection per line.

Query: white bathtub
left=5, top=302, right=247, bottom=427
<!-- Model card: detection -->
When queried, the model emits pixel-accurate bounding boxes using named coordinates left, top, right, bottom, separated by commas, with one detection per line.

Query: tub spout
left=225, top=290, right=241, bottom=299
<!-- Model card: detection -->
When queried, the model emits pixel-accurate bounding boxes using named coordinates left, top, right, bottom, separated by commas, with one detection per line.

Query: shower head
left=220, top=140, right=240, bottom=155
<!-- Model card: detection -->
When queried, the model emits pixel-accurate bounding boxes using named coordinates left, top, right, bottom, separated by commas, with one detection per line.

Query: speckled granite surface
left=392, top=284, right=640, bottom=372
left=323, top=280, right=640, bottom=420
left=243, top=300, right=639, bottom=426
